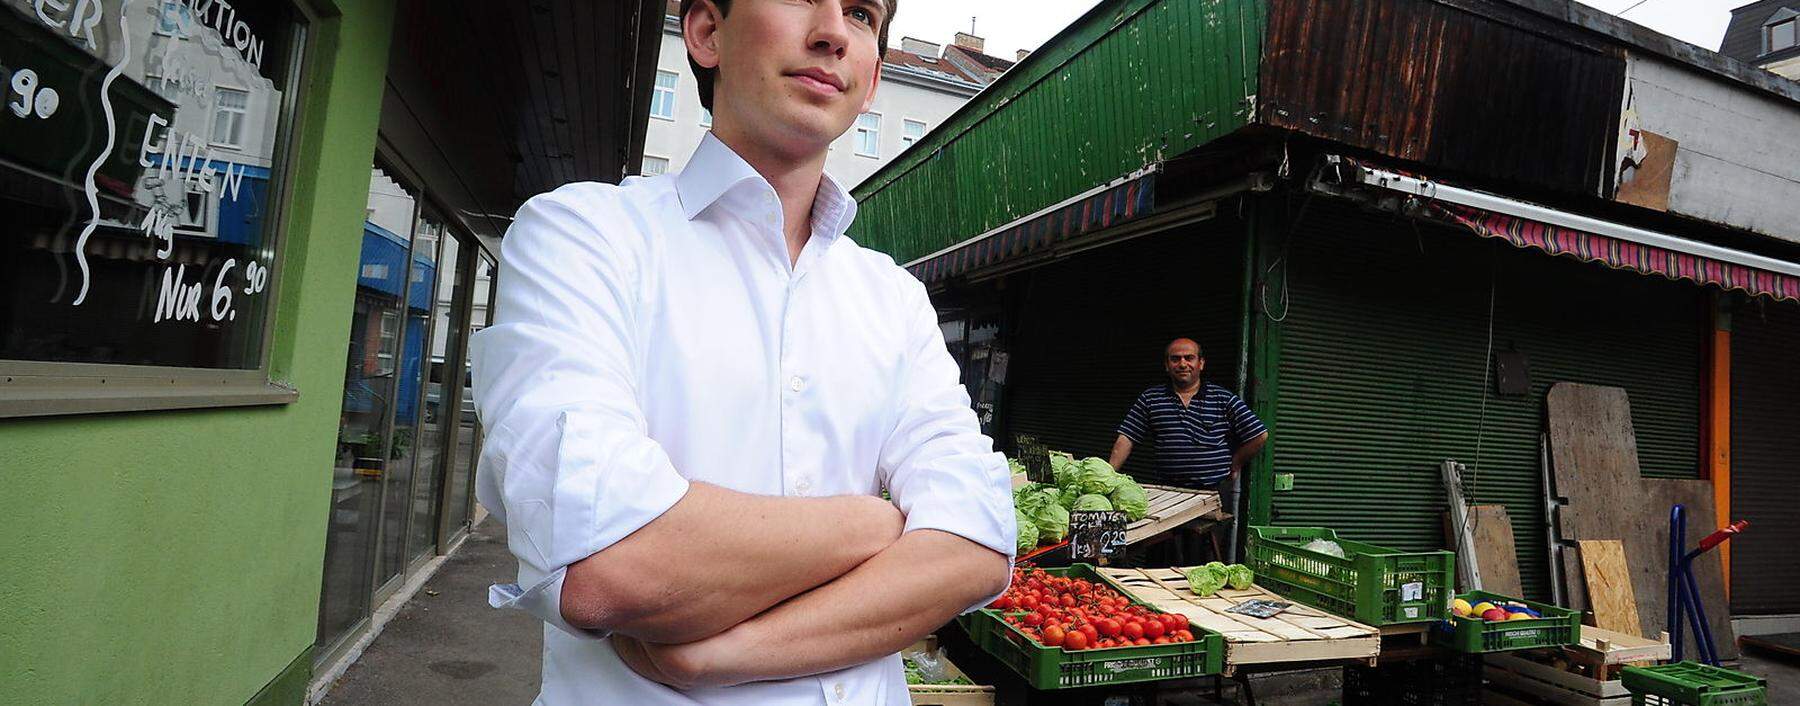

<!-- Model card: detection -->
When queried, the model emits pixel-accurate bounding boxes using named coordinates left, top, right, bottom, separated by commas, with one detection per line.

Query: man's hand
left=611, top=631, right=752, bottom=691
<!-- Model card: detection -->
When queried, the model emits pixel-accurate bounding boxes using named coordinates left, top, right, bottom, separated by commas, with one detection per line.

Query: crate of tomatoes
left=957, top=564, right=1224, bottom=690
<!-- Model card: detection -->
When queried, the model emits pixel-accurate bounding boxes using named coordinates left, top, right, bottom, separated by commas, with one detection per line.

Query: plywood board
left=1635, top=479, right=1738, bottom=660
left=1614, top=130, right=1676, bottom=212
left=1578, top=540, right=1641, bottom=636
left=1546, top=383, right=1642, bottom=542
left=1100, top=567, right=1379, bottom=667
left=1468, top=505, right=1523, bottom=597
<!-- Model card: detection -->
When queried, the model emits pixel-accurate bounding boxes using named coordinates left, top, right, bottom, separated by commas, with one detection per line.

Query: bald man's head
left=1164, top=338, right=1205, bottom=389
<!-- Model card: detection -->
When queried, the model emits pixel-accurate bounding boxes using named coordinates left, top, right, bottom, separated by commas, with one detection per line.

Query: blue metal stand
left=1667, top=504, right=1747, bottom=666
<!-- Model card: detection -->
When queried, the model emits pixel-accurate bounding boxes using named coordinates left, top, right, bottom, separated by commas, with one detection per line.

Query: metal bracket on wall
left=1442, top=459, right=1482, bottom=591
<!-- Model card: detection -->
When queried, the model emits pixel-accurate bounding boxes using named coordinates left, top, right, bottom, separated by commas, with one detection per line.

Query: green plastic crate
left=1621, top=662, right=1767, bottom=706
left=957, top=564, right=1225, bottom=689
left=1245, top=526, right=1454, bottom=626
left=1434, top=590, right=1580, bottom=652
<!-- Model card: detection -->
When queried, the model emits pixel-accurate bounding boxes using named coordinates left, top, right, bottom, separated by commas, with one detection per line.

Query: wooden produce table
left=1125, top=485, right=1222, bottom=545
left=1100, top=567, right=1380, bottom=676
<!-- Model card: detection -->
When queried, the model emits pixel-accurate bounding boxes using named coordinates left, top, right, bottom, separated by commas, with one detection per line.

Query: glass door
left=442, top=252, right=496, bottom=540
left=408, top=229, right=473, bottom=562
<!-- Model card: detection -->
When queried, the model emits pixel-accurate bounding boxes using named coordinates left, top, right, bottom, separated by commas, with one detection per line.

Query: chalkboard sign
left=1069, top=511, right=1128, bottom=560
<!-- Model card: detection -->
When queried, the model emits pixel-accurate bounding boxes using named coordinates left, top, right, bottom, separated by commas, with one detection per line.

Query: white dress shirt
left=469, top=133, right=1016, bottom=705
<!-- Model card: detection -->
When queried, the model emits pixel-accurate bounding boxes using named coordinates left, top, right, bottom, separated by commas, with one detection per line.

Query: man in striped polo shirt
left=1108, top=338, right=1268, bottom=559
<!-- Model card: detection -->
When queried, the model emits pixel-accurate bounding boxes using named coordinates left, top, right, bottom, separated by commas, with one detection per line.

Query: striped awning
left=906, top=173, right=1157, bottom=284
left=1429, top=202, right=1800, bottom=303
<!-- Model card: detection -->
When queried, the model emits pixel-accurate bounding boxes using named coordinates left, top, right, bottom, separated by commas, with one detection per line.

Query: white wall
left=642, top=23, right=979, bottom=189
left=1765, top=54, right=1800, bottom=80
left=1619, top=53, right=1800, bottom=244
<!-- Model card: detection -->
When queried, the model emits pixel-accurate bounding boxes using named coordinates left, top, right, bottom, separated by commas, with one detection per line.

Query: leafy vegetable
left=1185, top=565, right=1227, bottom=596
left=1048, top=451, right=1079, bottom=488
left=1031, top=502, right=1071, bottom=543
left=1073, top=457, right=1124, bottom=494
left=1013, top=483, right=1055, bottom=516
left=1007, top=457, right=1028, bottom=477
left=1109, top=479, right=1149, bottom=520
left=1226, top=564, right=1255, bottom=590
left=1071, top=494, right=1114, bottom=512
left=1016, top=509, right=1040, bottom=554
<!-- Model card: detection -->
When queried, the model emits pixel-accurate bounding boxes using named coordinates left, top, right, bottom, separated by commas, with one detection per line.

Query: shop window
left=0, top=1, right=309, bottom=417
left=855, top=111, right=881, bottom=157
left=652, top=70, right=677, bottom=120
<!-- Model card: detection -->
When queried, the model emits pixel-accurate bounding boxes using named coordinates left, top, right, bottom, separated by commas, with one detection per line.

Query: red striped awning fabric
left=906, top=174, right=1156, bottom=284
left=1430, top=202, right=1800, bottom=303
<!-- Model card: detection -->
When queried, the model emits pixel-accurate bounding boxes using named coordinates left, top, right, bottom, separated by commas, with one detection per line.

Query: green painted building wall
left=0, top=1, right=398, bottom=702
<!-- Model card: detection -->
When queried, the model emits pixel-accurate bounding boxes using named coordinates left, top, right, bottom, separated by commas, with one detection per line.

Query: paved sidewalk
left=319, top=519, right=542, bottom=705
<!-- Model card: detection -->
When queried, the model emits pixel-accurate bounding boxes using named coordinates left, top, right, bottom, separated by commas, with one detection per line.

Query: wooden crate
left=1126, top=485, right=1222, bottom=544
left=1484, top=652, right=1632, bottom=706
left=1101, top=567, right=1379, bottom=675
left=907, top=637, right=995, bottom=706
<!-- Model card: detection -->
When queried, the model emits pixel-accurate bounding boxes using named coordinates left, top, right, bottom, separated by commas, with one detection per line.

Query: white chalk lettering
left=137, top=113, right=169, bottom=168
left=178, top=0, right=262, bottom=70
left=219, top=162, right=248, bottom=202
left=33, top=0, right=69, bottom=29
left=154, top=265, right=204, bottom=323
left=69, top=0, right=101, bottom=51
left=6, top=68, right=59, bottom=119
left=210, top=258, right=236, bottom=321
left=139, top=204, right=176, bottom=259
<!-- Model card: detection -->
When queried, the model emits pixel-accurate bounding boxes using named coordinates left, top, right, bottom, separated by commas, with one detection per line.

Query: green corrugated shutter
left=1270, top=201, right=1702, bottom=601
left=1729, top=300, right=1800, bottom=615
left=1001, top=218, right=1246, bottom=480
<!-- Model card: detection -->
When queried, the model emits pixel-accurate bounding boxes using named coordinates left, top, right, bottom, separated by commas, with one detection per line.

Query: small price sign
left=1069, top=511, right=1128, bottom=560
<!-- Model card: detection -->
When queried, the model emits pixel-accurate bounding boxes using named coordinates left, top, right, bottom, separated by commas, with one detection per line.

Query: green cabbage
left=1226, top=564, right=1255, bottom=590
left=1013, top=483, right=1054, bottom=515
left=1185, top=565, right=1227, bottom=596
left=1015, top=510, right=1039, bottom=553
left=1031, top=503, right=1071, bottom=543
left=1057, top=486, right=1081, bottom=510
left=1109, top=479, right=1149, bottom=521
left=1074, top=457, right=1124, bottom=494
left=1071, top=494, right=1114, bottom=512
left=1048, top=452, right=1079, bottom=488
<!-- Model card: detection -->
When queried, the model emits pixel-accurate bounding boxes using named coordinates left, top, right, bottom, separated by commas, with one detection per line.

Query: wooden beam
left=1706, top=296, right=1731, bottom=599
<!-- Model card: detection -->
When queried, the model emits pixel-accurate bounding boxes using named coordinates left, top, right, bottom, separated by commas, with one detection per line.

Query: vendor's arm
left=616, top=274, right=1015, bottom=687
left=1107, top=434, right=1135, bottom=470
left=1110, top=391, right=1152, bottom=470
left=1226, top=392, right=1270, bottom=475
left=472, top=188, right=901, bottom=645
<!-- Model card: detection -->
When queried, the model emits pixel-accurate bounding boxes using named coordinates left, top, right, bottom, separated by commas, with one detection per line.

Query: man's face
left=694, top=0, right=887, bottom=158
left=1164, top=342, right=1203, bottom=387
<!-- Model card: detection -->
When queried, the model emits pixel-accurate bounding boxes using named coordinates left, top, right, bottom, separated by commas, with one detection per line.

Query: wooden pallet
left=1484, top=652, right=1632, bottom=706
left=1101, top=567, right=1379, bottom=675
left=1126, top=485, right=1222, bottom=545
left=1564, top=625, right=1671, bottom=681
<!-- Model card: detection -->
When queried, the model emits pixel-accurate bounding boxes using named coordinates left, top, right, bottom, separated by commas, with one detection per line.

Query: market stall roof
left=1316, top=157, right=1800, bottom=304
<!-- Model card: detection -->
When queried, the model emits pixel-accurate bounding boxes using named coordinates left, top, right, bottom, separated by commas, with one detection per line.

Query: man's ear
left=684, top=0, right=724, bottom=70
left=859, top=60, right=883, bottom=113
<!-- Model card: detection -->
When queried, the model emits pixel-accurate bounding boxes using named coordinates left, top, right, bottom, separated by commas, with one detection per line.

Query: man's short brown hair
left=679, top=0, right=896, bottom=112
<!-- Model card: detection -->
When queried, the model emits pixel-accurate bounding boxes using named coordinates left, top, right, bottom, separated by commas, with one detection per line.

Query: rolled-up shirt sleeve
left=470, top=186, right=690, bottom=639
left=877, top=274, right=1016, bottom=612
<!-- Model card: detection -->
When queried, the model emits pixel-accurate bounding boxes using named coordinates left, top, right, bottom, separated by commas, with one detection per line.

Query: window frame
left=0, top=2, right=318, bottom=419
left=210, top=85, right=251, bottom=149
left=901, top=118, right=926, bottom=149
left=651, top=70, right=678, bottom=121
left=1769, top=17, right=1798, bottom=54
left=854, top=111, right=882, bottom=158
left=699, top=108, right=712, bottom=128
left=641, top=155, right=670, bottom=176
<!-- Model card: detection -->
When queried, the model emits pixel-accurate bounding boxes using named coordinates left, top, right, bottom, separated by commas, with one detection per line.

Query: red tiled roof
left=881, top=47, right=983, bottom=85
left=945, top=44, right=1016, bottom=73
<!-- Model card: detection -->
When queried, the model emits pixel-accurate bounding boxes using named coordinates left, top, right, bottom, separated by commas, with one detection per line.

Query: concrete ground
left=315, top=517, right=1800, bottom=705
left=318, top=518, right=541, bottom=705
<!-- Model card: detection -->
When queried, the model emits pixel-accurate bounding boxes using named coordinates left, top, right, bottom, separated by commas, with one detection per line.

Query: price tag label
left=1069, top=511, right=1128, bottom=560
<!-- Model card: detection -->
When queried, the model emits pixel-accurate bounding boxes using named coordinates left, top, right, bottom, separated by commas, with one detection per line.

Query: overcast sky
left=884, top=0, right=1748, bottom=61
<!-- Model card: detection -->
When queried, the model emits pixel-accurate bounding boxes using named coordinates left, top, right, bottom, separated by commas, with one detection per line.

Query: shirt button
left=833, top=682, right=846, bottom=701
left=789, top=376, right=805, bottom=392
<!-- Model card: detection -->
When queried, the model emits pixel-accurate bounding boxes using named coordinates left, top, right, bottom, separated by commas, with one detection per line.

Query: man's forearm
left=1231, top=432, right=1268, bottom=471
left=639, top=529, right=1009, bottom=688
left=1107, top=434, right=1134, bottom=470
left=562, top=482, right=902, bottom=643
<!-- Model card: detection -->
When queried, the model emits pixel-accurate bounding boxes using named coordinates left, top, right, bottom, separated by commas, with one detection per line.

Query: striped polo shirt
left=1116, top=382, right=1268, bottom=488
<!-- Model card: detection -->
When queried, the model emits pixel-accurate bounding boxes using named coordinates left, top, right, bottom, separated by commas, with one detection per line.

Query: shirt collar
left=674, top=132, right=859, bottom=244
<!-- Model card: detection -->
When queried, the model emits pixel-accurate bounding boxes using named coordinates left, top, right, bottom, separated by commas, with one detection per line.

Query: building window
left=854, top=112, right=881, bottom=158
left=178, top=186, right=209, bottom=231
left=700, top=108, right=712, bottom=127
left=155, top=0, right=192, bottom=36
left=901, top=119, right=926, bottom=148
left=211, top=87, right=249, bottom=148
left=1771, top=18, right=1797, bottom=53
left=652, top=71, right=678, bottom=120
left=642, top=155, right=670, bottom=176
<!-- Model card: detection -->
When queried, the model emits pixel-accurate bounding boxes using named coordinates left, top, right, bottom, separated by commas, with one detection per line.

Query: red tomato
left=1134, top=638, right=1151, bottom=646
left=1063, top=631, right=1089, bottom=651
left=1023, top=612, right=1044, bottom=627
left=1122, top=621, right=1145, bottom=641
left=1041, top=625, right=1066, bottom=647
left=1060, top=594, right=1076, bottom=608
left=1143, top=619, right=1166, bottom=639
left=1021, top=596, right=1040, bottom=611
left=1153, top=636, right=1170, bottom=645
left=1079, top=624, right=1099, bottom=642
left=1174, top=630, right=1194, bottom=642
left=1098, top=619, right=1121, bottom=638
left=1171, top=614, right=1190, bottom=631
